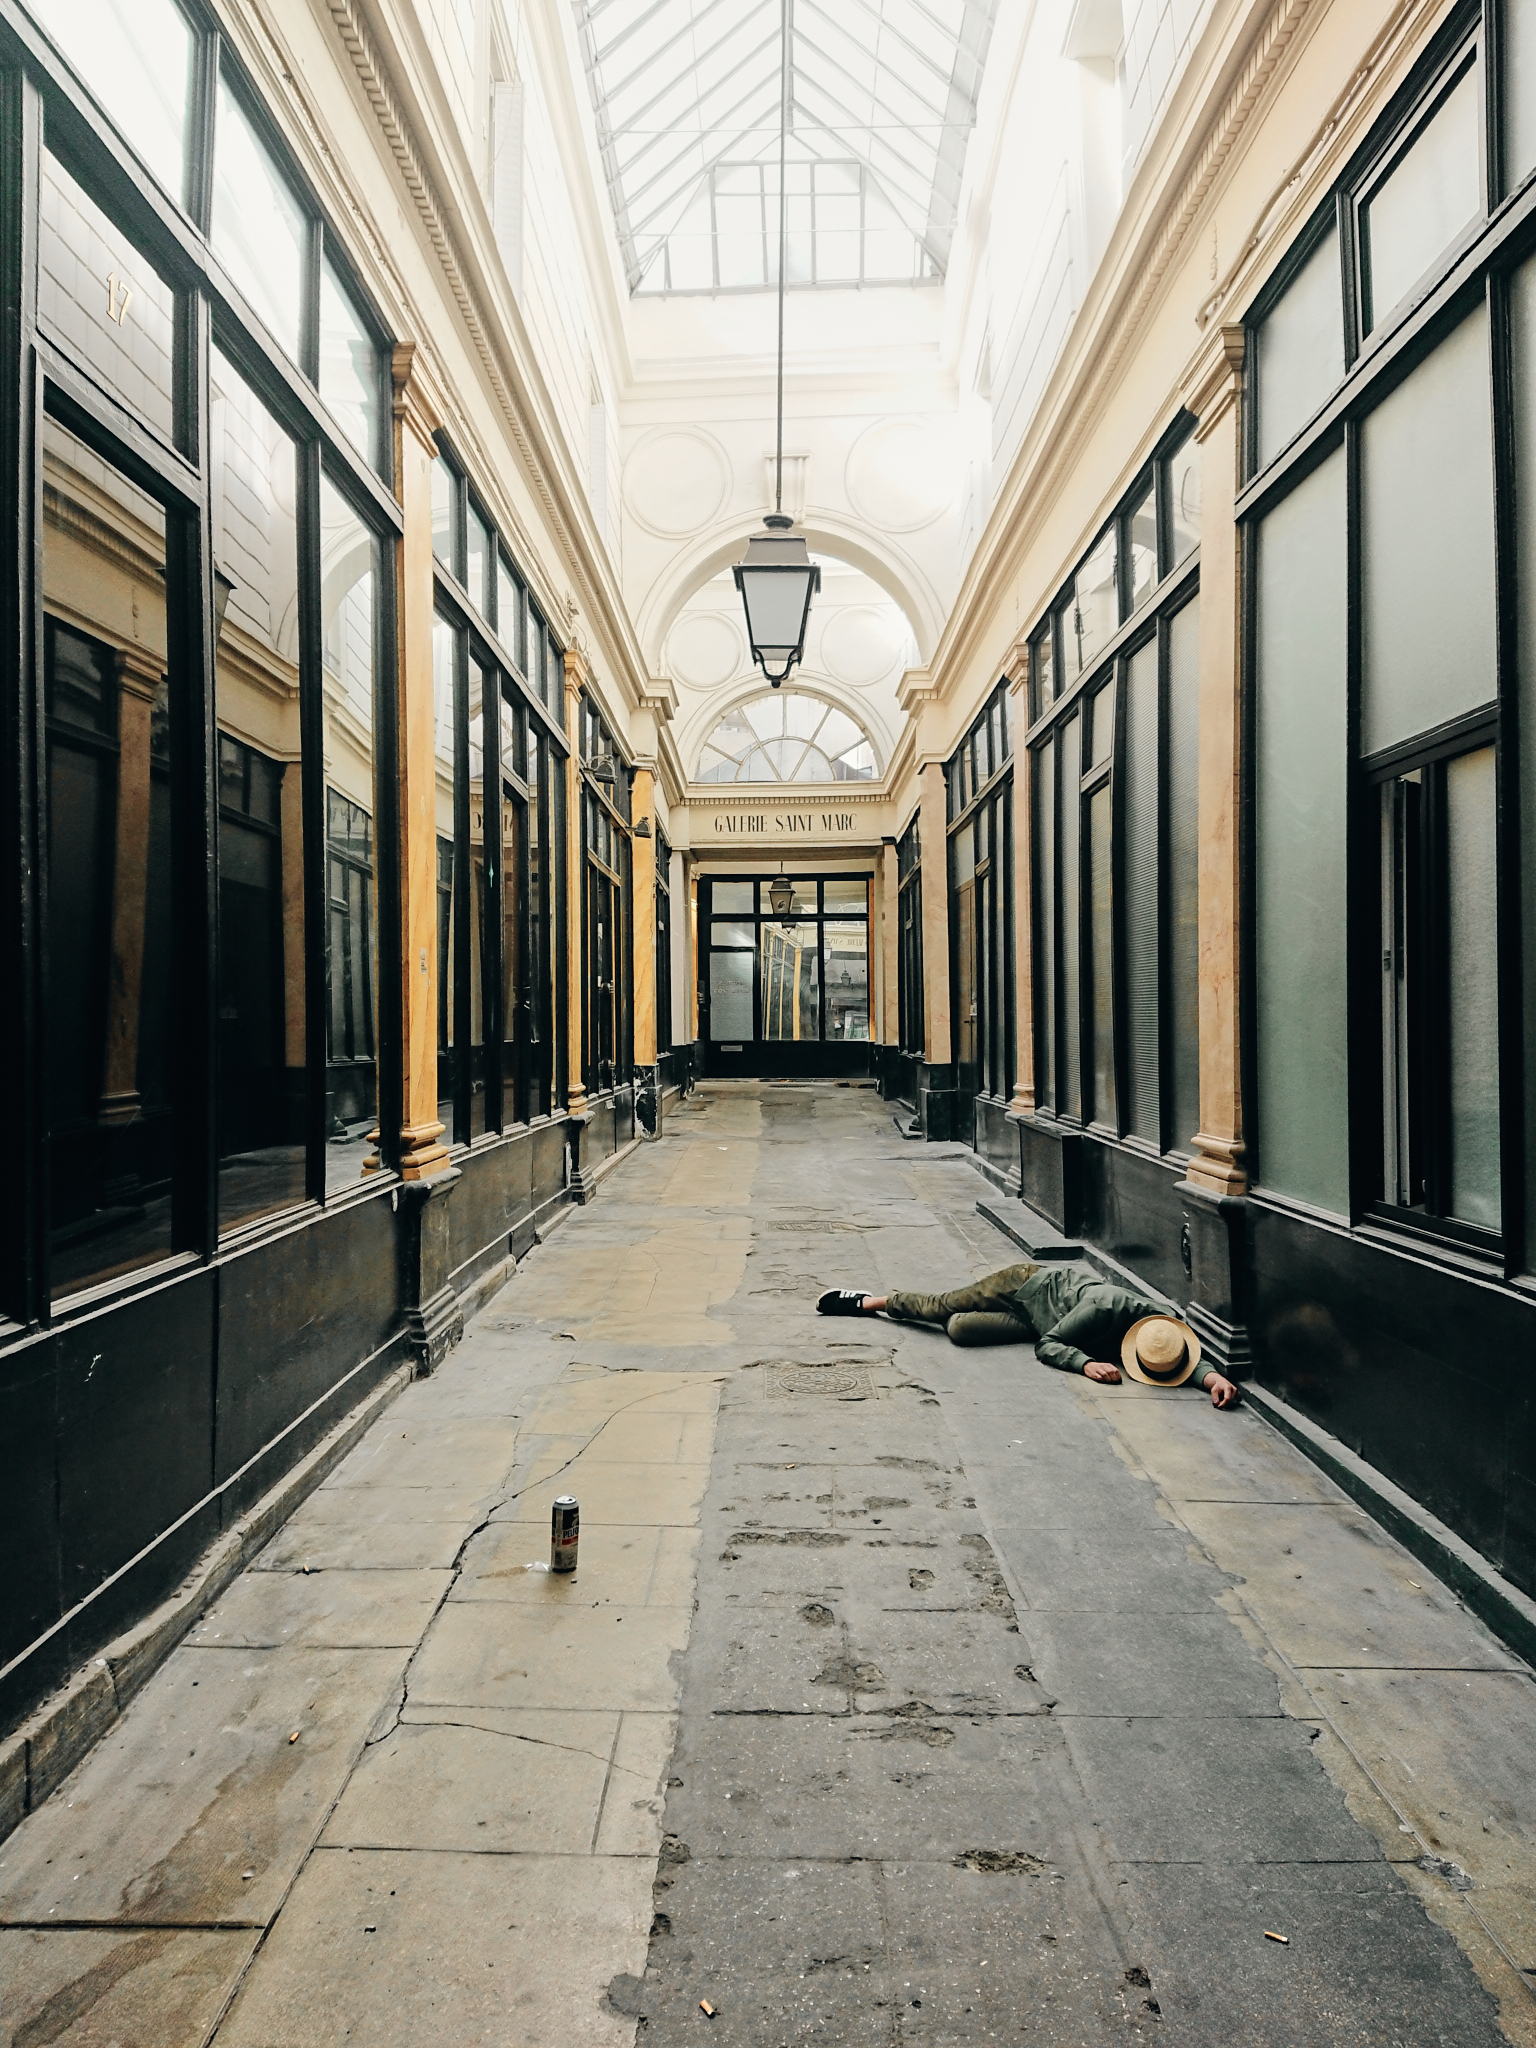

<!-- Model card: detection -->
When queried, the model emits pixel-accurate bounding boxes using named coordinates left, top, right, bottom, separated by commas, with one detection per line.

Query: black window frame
left=578, top=689, right=632, bottom=1097
left=896, top=808, right=923, bottom=1057
left=1, top=0, right=407, bottom=1326
left=1239, top=0, right=1531, bottom=1272
left=1026, top=445, right=1202, bottom=1157
left=946, top=681, right=1014, bottom=1119
left=699, top=874, right=872, bottom=1047
left=429, top=437, right=567, bottom=1144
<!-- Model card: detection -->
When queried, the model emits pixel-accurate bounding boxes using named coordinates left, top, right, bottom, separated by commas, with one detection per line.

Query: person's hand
left=1084, top=1360, right=1122, bottom=1384
left=1208, top=1373, right=1239, bottom=1408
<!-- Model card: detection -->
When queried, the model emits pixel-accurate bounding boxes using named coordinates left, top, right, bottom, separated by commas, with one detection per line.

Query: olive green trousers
left=886, top=1263, right=1039, bottom=1347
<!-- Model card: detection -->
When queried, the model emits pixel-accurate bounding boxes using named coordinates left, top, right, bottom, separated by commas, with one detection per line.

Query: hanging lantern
left=768, top=869, right=796, bottom=919
left=733, top=517, right=820, bottom=688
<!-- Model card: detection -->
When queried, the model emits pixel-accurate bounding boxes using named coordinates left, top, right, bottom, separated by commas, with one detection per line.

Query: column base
left=566, top=1112, right=599, bottom=1205
left=399, top=1119, right=450, bottom=1182
left=1175, top=1177, right=1248, bottom=1379
left=1014, top=1113, right=1084, bottom=1236
left=398, top=1166, right=463, bottom=1378
left=915, top=1064, right=955, bottom=1141
left=404, top=1284, right=465, bottom=1377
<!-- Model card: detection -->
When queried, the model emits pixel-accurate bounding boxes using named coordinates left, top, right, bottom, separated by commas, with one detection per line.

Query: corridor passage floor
left=3, top=1083, right=1535, bottom=2046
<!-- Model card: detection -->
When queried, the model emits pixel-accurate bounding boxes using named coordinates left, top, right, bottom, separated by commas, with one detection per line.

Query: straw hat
left=1120, top=1314, right=1202, bottom=1387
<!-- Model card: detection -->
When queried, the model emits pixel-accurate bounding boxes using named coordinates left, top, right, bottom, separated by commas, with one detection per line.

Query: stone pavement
left=2, top=1082, right=1535, bottom=2045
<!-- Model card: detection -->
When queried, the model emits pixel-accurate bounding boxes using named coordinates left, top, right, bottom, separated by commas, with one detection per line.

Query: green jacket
left=1008, top=1265, right=1215, bottom=1388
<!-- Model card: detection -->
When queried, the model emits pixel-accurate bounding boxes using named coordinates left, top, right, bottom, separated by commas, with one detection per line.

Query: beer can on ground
left=551, top=1495, right=579, bottom=1573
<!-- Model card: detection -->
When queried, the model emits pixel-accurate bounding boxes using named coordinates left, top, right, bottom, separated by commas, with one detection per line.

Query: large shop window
left=946, top=684, right=1013, bottom=1135
left=703, top=879, right=870, bottom=1046
left=1028, top=430, right=1201, bottom=1156
left=18, top=0, right=399, bottom=1312
left=1247, top=9, right=1527, bottom=1263
left=579, top=697, right=632, bottom=1096
left=431, top=448, right=564, bottom=1142
left=897, top=812, right=923, bottom=1057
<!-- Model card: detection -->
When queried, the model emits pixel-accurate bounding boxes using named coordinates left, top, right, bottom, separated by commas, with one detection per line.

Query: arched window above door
left=696, top=691, right=877, bottom=783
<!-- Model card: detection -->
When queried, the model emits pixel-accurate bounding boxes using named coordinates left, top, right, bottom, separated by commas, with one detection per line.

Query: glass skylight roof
left=698, top=691, right=878, bottom=782
left=572, top=0, right=999, bottom=295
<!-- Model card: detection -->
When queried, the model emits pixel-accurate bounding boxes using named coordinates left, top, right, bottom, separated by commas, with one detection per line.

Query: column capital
left=563, top=643, right=591, bottom=699
left=391, top=342, right=444, bottom=454
left=1184, top=325, right=1246, bottom=443
left=114, top=642, right=163, bottom=703
left=1001, top=629, right=1032, bottom=694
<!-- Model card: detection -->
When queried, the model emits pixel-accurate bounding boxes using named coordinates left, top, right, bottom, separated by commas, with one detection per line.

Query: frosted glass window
left=1123, top=641, right=1159, bottom=1144
left=1255, top=450, right=1350, bottom=1212
left=1168, top=599, right=1202, bottom=1156
left=1509, top=0, right=1536, bottom=193
left=1060, top=716, right=1081, bottom=1122
left=1362, top=66, right=1482, bottom=332
left=1088, top=783, right=1115, bottom=1127
left=1361, top=306, right=1496, bottom=756
left=1088, top=686, right=1114, bottom=767
left=1256, top=226, right=1345, bottom=468
left=212, top=78, right=308, bottom=365
left=709, top=950, right=753, bottom=1040
left=33, top=0, right=192, bottom=204
left=1445, top=747, right=1501, bottom=1228
left=1510, top=253, right=1536, bottom=1271
left=318, top=262, right=382, bottom=471
left=712, top=882, right=755, bottom=914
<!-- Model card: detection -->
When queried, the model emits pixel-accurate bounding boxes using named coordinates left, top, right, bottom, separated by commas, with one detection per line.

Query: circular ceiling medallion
left=819, top=605, right=905, bottom=688
left=623, top=429, right=732, bottom=538
left=845, top=417, right=952, bottom=533
left=667, top=611, right=746, bottom=692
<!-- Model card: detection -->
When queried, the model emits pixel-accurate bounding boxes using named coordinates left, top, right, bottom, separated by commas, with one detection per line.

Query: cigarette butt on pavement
left=1264, top=1931, right=1289, bottom=1944
left=699, top=1998, right=717, bottom=2016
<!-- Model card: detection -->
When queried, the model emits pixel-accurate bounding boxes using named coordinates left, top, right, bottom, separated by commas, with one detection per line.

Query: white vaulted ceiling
left=571, top=0, right=999, bottom=294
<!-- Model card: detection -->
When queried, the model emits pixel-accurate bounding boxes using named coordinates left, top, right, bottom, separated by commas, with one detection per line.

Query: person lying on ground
left=816, top=1261, right=1239, bottom=1409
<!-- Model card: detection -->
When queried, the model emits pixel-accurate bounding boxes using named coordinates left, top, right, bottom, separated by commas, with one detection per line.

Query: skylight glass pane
left=697, top=692, right=877, bottom=783
left=784, top=693, right=824, bottom=739
left=794, top=747, right=834, bottom=781
left=577, top=0, right=999, bottom=295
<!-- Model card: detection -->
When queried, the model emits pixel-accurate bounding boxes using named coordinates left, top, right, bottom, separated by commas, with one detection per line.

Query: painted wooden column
left=631, top=763, right=657, bottom=1069
left=1184, top=327, right=1247, bottom=1201
left=390, top=344, right=451, bottom=1181
left=1004, top=648, right=1034, bottom=1118
left=96, top=646, right=160, bottom=1130
left=563, top=643, right=590, bottom=1120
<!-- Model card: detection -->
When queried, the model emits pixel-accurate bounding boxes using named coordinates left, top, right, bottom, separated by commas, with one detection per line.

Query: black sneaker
left=817, top=1289, right=869, bottom=1316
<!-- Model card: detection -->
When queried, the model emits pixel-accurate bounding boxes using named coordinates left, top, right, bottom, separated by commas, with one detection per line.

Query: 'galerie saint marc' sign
left=711, top=809, right=861, bottom=837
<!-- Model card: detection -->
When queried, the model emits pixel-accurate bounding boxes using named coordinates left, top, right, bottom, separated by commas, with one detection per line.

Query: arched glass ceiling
left=698, top=691, right=878, bottom=782
left=572, top=0, right=999, bottom=295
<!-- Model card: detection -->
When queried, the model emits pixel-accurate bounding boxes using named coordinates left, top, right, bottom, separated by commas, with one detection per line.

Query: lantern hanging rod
left=775, top=0, right=787, bottom=519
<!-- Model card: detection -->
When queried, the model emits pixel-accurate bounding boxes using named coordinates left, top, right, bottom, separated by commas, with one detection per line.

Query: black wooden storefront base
left=0, top=1112, right=582, bottom=1738
left=700, top=1039, right=873, bottom=1081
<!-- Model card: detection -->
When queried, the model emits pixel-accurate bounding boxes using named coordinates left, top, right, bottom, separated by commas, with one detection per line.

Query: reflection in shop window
left=32, top=0, right=193, bottom=205
left=211, top=349, right=306, bottom=1231
left=42, top=418, right=176, bottom=1297
left=319, top=478, right=382, bottom=1190
left=213, top=75, right=309, bottom=364
left=319, top=261, right=384, bottom=471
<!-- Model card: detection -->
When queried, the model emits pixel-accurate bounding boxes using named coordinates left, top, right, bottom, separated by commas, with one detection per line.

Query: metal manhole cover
left=767, top=1361, right=878, bottom=1400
